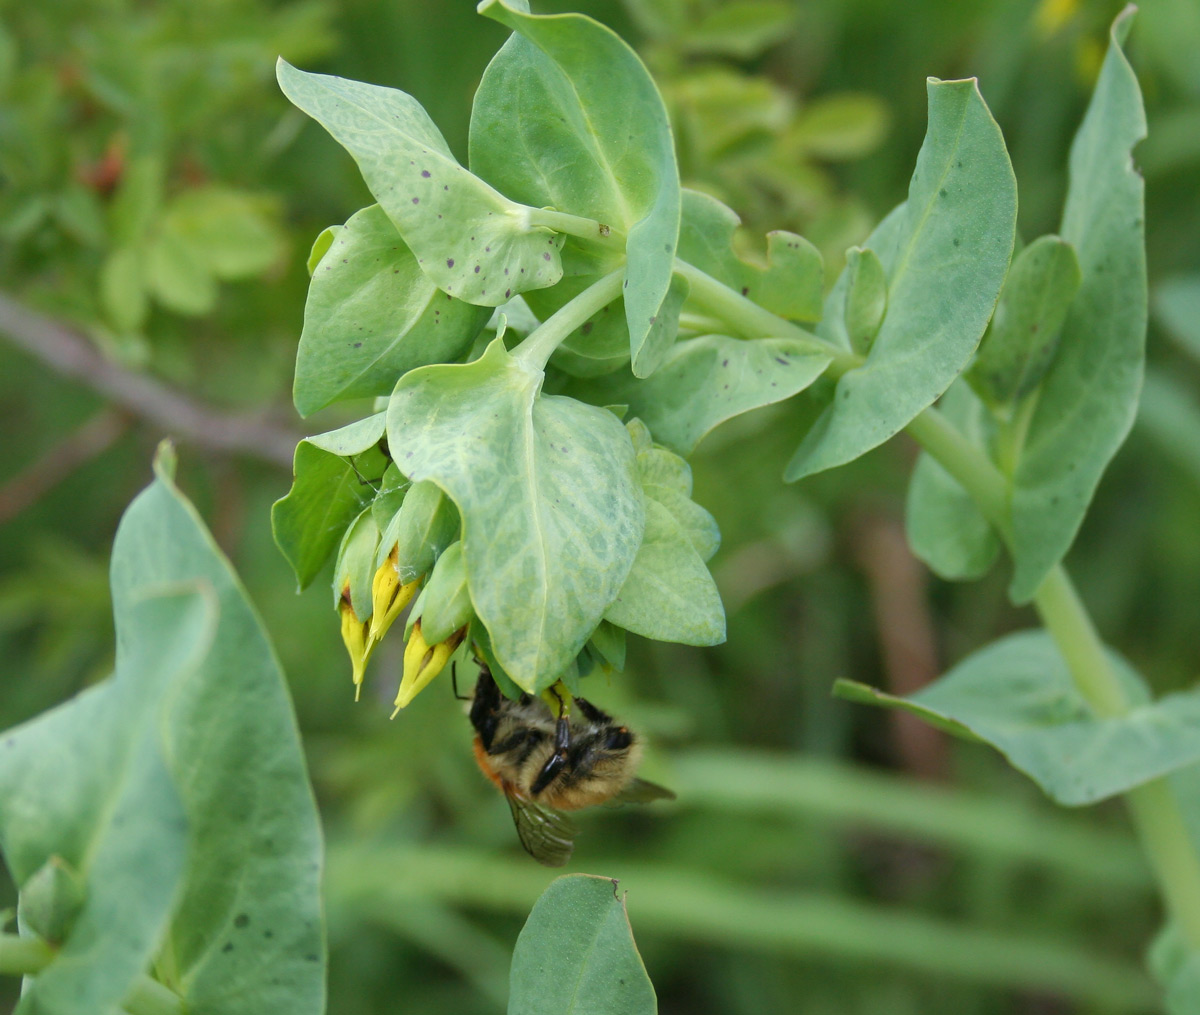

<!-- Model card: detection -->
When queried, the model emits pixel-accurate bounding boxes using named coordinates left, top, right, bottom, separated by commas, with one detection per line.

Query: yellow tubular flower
left=338, top=595, right=370, bottom=701
left=366, top=547, right=421, bottom=649
left=391, top=620, right=466, bottom=717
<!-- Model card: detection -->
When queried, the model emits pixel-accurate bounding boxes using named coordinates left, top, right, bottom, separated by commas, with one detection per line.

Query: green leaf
left=678, top=189, right=823, bottom=323
left=588, top=620, right=626, bottom=672
left=605, top=499, right=725, bottom=646
left=99, top=245, right=148, bottom=333
left=679, top=0, right=795, bottom=59
left=840, top=630, right=1200, bottom=806
left=1007, top=11, right=1147, bottom=602
left=159, top=186, right=286, bottom=280
left=307, top=225, right=339, bottom=276
left=785, top=77, right=1017, bottom=481
left=378, top=479, right=461, bottom=583
left=508, top=875, right=656, bottom=1015
left=145, top=229, right=218, bottom=317
left=387, top=338, right=643, bottom=691
left=472, top=0, right=682, bottom=367
left=332, top=506, right=380, bottom=619
left=1150, top=924, right=1200, bottom=1015
left=271, top=415, right=387, bottom=590
left=575, top=334, right=830, bottom=457
left=277, top=59, right=563, bottom=307
left=0, top=592, right=200, bottom=1015
left=0, top=466, right=324, bottom=1015
left=111, top=468, right=325, bottom=1015
left=905, top=379, right=1000, bottom=580
left=967, top=235, right=1081, bottom=409
left=788, top=93, right=890, bottom=161
left=843, top=246, right=886, bottom=355
left=294, top=204, right=490, bottom=415
left=419, top=541, right=474, bottom=644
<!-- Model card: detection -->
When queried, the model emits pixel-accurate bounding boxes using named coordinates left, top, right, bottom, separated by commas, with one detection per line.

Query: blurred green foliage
left=1, top=0, right=1198, bottom=1012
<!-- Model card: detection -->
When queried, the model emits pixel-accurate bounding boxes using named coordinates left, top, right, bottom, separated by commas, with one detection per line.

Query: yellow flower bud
left=366, top=547, right=421, bottom=650
left=338, top=591, right=370, bottom=701
left=391, top=619, right=466, bottom=717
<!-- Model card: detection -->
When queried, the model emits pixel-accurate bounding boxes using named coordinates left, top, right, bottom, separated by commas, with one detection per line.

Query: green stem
left=0, top=932, right=52, bottom=975
left=510, top=267, right=625, bottom=372
left=905, top=413, right=1200, bottom=951
left=674, top=260, right=860, bottom=371
left=0, top=933, right=184, bottom=1015
left=525, top=207, right=626, bottom=250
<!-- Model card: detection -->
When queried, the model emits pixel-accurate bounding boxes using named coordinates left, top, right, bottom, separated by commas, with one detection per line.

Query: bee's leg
left=573, top=696, right=613, bottom=724
left=531, top=714, right=571, bottom=796
left=450, top=662, right=471, bottom=701
left=531, top=682, right=572, bottom=796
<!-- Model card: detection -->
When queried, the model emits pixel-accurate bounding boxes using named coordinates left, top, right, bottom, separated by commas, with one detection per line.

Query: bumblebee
left=467, top=666, right=674, bottom=866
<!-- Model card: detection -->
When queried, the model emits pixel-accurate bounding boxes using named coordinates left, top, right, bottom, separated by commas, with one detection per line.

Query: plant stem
left=673, top=253, right=1200, bottom=950
left=908, top=415, right=1200, bottom=951
left=0, top=933, right=184, bottom=1015
left=525, top=207, right=627, bottom=250
left=0, top=933, right=52, bottom=975
left=510, top=268, right=625, bottom=371
left=675, top=260, right=861, bottom=371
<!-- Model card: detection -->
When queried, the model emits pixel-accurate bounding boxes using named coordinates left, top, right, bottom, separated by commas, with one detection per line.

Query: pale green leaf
left=112, top=469, right=325, bottom=1015
left=576, top=334, right=830, bottom=457
left=605, top=499, right=725, bottom=646
left=277, top=59, right=563, bottom=306
left=295, top=204, right=489, bottom=415
left=788, top=93, right=890, bottom=161
left=332, top=506, right=380, bottom=619
left=967, top=235, right=1081, bottom=409
left=840, top=630, right=1200, bottom=806
left=843, top=246, right=886, bottom=355
left=785, top=78, right=1016, bottom=481
left=508, top=875, right=656, bottom=1015
left=159, top=186, right=286, bottom=280
left=680, top=0, right=795, bottom=59
left=99, top=246, right=147, bottom=333
left=678, top=189, right=823, bottom=322
left=387, top=338, right=643, bottom=691
left=419, top=541, right=474, bottom=644
left=378, top=479, right=461, bottom=584
left=472, top=0, right=681, bottom=365
left=145, top=229, right=218, bottom=316
left=1008, top=11, right=1147, bottom=602
left=271, top=416, right=387, bottom=590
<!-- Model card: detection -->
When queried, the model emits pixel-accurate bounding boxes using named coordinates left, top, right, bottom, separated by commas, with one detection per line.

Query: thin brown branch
left=0, top=408, right=131, bottom=524
left=0, top=292, right=299, bottom=468
left=853, top=511, right=948, bottom=781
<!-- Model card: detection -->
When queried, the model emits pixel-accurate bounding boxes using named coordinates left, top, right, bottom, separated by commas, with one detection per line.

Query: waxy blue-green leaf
left=605, top=499, right=725, bottom=647
left=967, top=235, right=1081, bottom=410
left=277, top=59, right=563, bottom=306
left=112, top=462, right=325, bottom=1015
left=1151, top=924, right=1200, bottom=1015
left=0, top=461, right=324, bottom=1015
left=906, top=379, right=1000, bottom=580
left=588, top=620, right=627, bottom=672
left=419, top=541, right=474, bottom=644
left=377, top=479, right=461, bottom=584
left=509, top=875, right=656, bottom=1015
left=576, top=335, right=830, bottom=456
left=332, top=506, right=380, bottom=619
left=1008, top=11, right=1147, bottom=602
left=837, top=630, right=1200, bottom=806
left=472, top=0, right=681, bottom=368
left=785, top=78, right=1016, bottom=481
left=271, top=414, right=387, bottom=590
left=843, top=246, right=887, bottom=355
left=678, top=189, right=823, bottom=322
left=295, top=204, right=489, bottom=415
left=387, top=338, right=643, bottom=692
left=0, top=591, right=200, bottom=1015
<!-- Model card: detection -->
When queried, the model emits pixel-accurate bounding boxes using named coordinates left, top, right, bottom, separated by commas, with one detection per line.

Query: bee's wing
left=506, top=792, right=578, bottom=867
left=614, top=777, right=676, bottom=805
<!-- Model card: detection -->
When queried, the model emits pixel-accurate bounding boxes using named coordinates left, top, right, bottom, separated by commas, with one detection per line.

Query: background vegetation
left=2, top=0, right=1198, bottom=1011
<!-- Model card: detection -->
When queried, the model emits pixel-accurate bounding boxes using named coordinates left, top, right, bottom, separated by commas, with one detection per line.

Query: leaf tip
left=152, top=439, right=178, bottom=484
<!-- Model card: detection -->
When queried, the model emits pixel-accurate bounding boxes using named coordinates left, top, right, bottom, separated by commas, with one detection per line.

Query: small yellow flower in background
left=1034, top=0, right=1077, bottom=38
left=366, top=546, right=420, bottom=652
left=391, top=619, right=466, bottom=717
left=338, top=591, right=370, bottom=701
